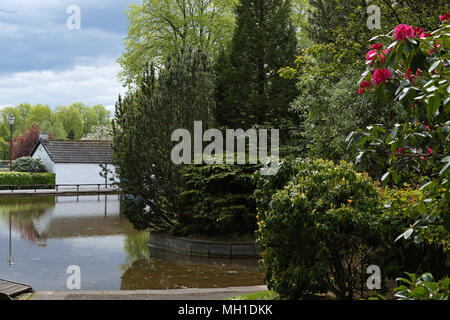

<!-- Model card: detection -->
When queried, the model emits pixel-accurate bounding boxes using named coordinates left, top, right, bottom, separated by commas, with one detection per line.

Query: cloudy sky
left=0, top=0, right=136, bottom=113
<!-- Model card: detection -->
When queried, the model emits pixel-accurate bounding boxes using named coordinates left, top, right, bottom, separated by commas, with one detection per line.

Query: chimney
left=39, top=132, right=49, bottom=143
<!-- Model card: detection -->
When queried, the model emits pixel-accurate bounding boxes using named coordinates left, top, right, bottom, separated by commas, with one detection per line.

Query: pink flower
left=366, top=49, right=378, bottom=62
left=413, top=27, right=425, bottom=38
left=428, top=43, right=441, bottom=55
left=394, top=24, right=415, bottom=41
left=404, top=68, right=421, bottom=82
left=358, top=81, right=371, bottom=94
left=366, top=49, right=386, bottom=65
left=440, top=13, right=450, bottom=22
left=371, top=43, right=383, bottom=51
left=427, top=148, right=433, bottom=155
left=404, top=68, right=415, bottom=81
left=394, top=147, right=404, bottom=156
left=372, top=68, right=392, bottom=85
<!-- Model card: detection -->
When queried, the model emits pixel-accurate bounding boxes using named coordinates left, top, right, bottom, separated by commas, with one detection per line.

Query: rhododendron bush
left=348, top=18, right=449, bottom=253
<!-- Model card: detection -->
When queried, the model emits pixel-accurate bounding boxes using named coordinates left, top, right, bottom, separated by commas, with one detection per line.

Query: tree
left=93, top=105, right=111, bottom=125
left=113, top=47, right=216, bottom=231
left=82, top=124, right=113, bottom=141
left=24, top=104, right=66, bottom=139
left=25, top=104, right=53, bottom=129
left=55, top=104, right=84, bottom=140
left=12, top=125, right=54, bottom=159
left=214, top=0, right=298, bottom=130
left=67, top=129, right=75, bottom=140
left=118, top=0, right=237, bottom=86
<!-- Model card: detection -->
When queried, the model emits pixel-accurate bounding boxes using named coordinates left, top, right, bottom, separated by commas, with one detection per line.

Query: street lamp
left=8, top=114, right=15, bottom=172
left=8, top=211, right=14, bottom=265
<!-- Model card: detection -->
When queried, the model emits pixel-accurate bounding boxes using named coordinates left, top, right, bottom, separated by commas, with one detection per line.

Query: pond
left=0, top=195, right=263, bottom=291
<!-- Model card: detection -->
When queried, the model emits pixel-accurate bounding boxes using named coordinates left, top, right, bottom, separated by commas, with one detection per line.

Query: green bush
left=255, top=158, right=384, bottom=299
left=380, top=187, right=448, bottom=280
left=11, top=157, right=47, bottom=173
left=394, top=273, right=449, bottom=300
left=173, top=162, right=261, bottom=237
left=0, top=172, right=56, bottom=189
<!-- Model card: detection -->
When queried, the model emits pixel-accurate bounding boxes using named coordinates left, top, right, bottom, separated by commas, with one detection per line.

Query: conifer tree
left=113, top=48, right=215, bottom=230
left=215, top=0, right=298, bottom=129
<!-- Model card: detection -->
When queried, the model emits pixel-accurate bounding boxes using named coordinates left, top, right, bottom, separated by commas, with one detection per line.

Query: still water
left=0, top=196, right=263, bottom=291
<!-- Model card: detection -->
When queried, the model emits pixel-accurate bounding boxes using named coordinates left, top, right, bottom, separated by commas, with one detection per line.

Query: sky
left=0, top=0, right=137, bottom=114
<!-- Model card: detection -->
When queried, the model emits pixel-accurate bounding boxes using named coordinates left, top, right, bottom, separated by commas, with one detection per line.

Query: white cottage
left=30, top=139, right=116, bottom=186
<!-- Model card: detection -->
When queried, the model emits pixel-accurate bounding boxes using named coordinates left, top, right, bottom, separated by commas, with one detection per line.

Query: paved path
left=23, top=286, right=268, bottom=300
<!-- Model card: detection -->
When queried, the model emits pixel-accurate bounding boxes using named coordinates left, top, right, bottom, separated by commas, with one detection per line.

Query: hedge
left=173, top=162, right=261, bottom=237
left=0, top=172, right=56, bottom=190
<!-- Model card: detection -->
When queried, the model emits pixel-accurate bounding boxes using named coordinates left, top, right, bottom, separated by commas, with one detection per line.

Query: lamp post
left=8, top=211, right=14, bottom=265
left=8, top=114, right=15, bottom=172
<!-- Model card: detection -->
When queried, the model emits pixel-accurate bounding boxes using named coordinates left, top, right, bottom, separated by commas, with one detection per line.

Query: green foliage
left=394, top=272, right=449, bottom=300
left=173, top=162, right=261, bottom=237
left=214, top=0, right=298, bottom=130
left=113, top=47, right=216, bottom=231
left=118, top=0, right=237, bottom=86
left=290, top=69, right=405, bottom=165
left=381, top=187, right=448, bottom=279
left=255, top=158, right=384, bottom=299
left=281, top=1, right=447, bottom=165
left=0, top=172, right=55, bottom=189
left=11, top=157, right=47, bottom=173
left=373, top=0, right=448, bottom=32
left=348, top=21, right=450, bottom=257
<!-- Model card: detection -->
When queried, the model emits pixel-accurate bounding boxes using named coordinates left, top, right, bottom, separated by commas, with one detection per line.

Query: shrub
left=255, top=158, right=384, bottom=299
left=381, top=187, right=448, bottom=280
left=11, top=157, right=47, bottom=173
left=348, top=18, right=449, bottom=286
left=0, top=172, right=55, bottom=189
left=394, top=272, right=449, bottom=300
left=173, top=162, right=261, bottom=237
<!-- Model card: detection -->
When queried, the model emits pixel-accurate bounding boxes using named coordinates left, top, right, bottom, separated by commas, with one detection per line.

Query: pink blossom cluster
left=394, top=24, right=431, bottom=41
left=440, top=13, right=450, bottom=22
left=359, top=17, right=444, bottom=95
left=358, top=81, right=371, bottom=95
left=360, top=43, right=392, bottom=92
left=366, top=43, right=391, bottom=65
left=404, top=68, right=422, bottom=82
left=372, top=68, right=392, bottom=85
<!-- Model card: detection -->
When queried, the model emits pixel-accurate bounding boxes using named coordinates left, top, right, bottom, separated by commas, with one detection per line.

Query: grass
left=225, top=291, right=279, bottom=300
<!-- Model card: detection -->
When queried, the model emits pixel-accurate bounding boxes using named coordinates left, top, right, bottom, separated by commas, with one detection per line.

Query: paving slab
left=26, top=286, right=268, bottom=300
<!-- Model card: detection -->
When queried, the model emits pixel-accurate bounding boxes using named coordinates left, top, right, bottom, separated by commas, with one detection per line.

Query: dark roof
left=32, top=140, right=113, bottom=164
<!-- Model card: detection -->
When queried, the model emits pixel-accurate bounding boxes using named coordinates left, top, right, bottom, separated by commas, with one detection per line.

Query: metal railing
left=0, top=183, right=120, bottom=193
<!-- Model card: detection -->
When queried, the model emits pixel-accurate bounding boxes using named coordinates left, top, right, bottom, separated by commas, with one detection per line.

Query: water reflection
left=0, top=196, right=263, bottom=290
left=121, top=247, right=262, bottom=290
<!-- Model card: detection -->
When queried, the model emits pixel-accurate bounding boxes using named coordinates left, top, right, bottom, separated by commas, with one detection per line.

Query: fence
left=0, top=183, right=119, bottom=193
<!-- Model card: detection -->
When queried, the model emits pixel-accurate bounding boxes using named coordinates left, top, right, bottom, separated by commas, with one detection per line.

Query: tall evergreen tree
left=113, top=47, right=216, bottom=231
left=215, top=0, right=298, bottom=129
